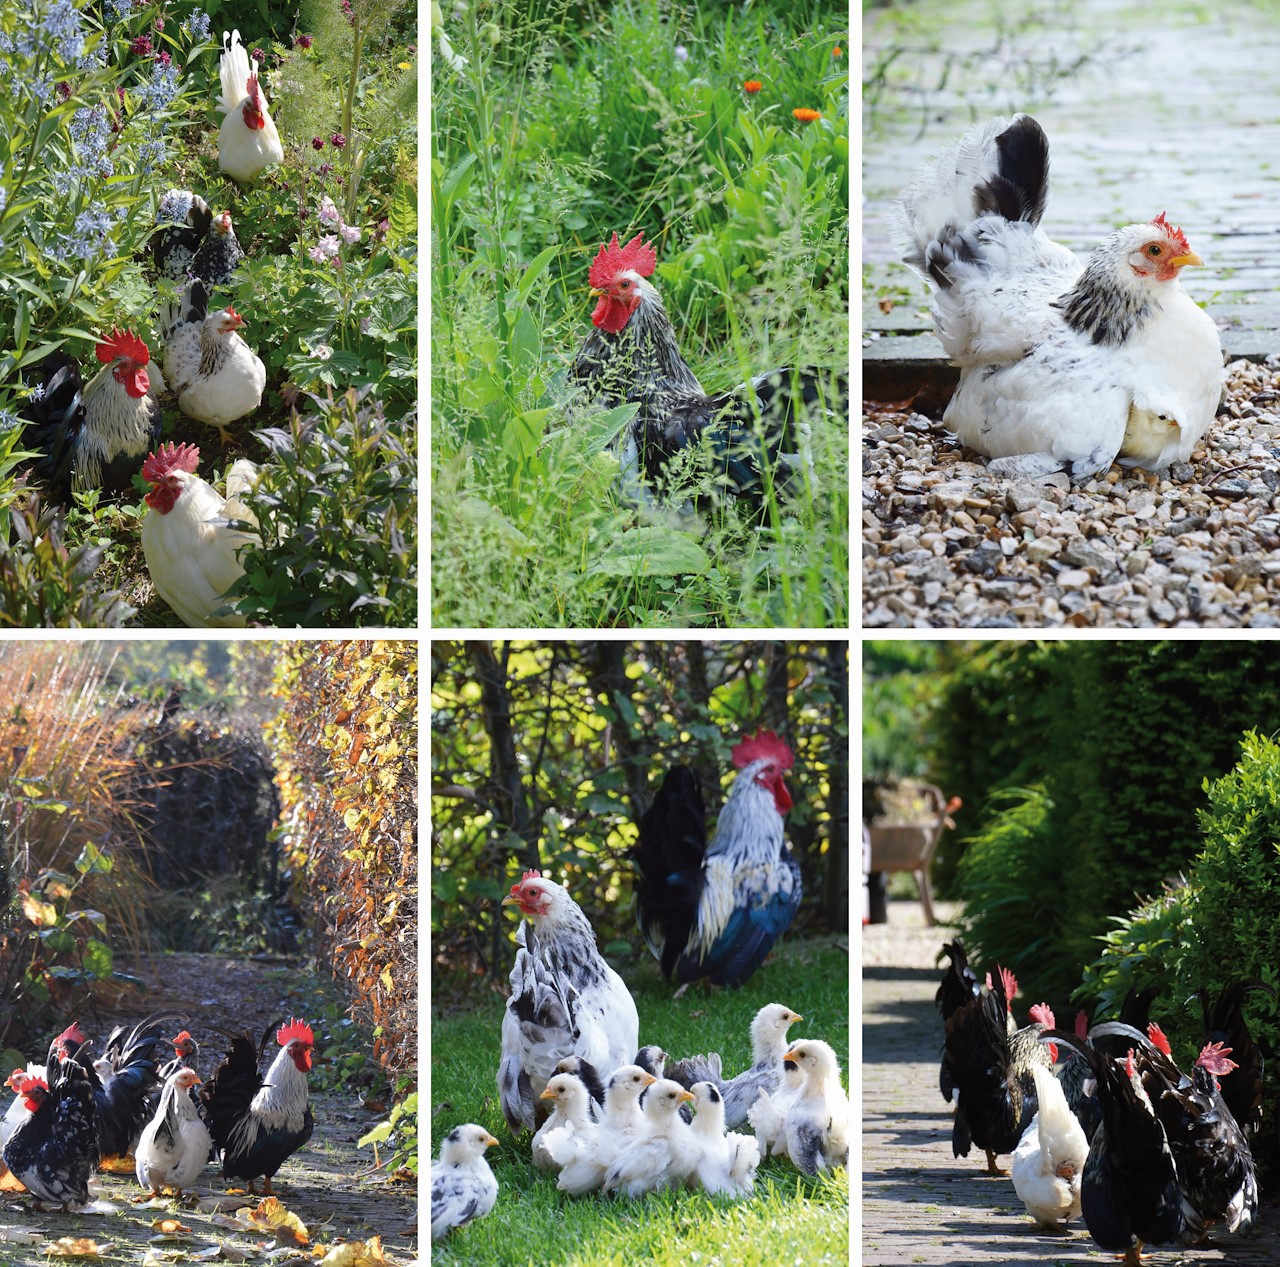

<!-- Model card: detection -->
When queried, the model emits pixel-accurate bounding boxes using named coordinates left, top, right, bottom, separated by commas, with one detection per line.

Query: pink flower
left=296, top=34, right=313, bottom=49
left=130, top=35, right=153, bottom=56
left=311, top=137, right=325, bottom=150
left=319, top=196, right=340, bottom=225
left=339, top=223, right=361, bottom=244
left=309, top=235, right=341, bottom=263
left=154, top=16, right=164, bottom=30
left=330, top=133, right=347, bottom=148
left=251, top=47, right=265, bottom=62
left=155, top=51, right=171, bottom=66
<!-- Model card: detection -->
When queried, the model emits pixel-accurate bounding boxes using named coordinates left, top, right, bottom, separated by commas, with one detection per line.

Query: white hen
left=162, top=281, right=265, bottom=445
left=430, top=1124, right=499, bottom=1240
left=602, top=1078, right=698, bottom=1198
left=140, top=442, right=260, bottom=628
left=779, top=1039, right=849, bottom=1175
left=689, top=1081, right=760, bottom=1196
left=1011, top=1064, right=1088, bottom=1229
left=898, top=114, right=1223, bottom=480
left=217, top=31, right=284, bottom=183
left=497, top=870, right=640, bottom=1134
left=135, top=1068, right=211, bottom=1197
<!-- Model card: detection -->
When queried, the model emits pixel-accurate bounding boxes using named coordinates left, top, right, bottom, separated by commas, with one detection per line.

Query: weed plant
left=432, top=0, right=849, bottom=628
left=431, top=933, right=850, bottom=1264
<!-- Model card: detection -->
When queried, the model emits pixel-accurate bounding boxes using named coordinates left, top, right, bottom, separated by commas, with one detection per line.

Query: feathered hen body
left=898, top=114, right=1223, bottom=480
left=497, top=871, right=640, bottom=1134
left=135, top=1068, right=210, bottom=1197
left=1010, top=1063, right=1088, bottom=1228
left=217, top=31, right=283, bottom=183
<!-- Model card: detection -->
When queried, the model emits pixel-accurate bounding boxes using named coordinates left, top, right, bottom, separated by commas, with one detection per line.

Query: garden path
left=861, top=900, right=1280, bottom=1266
left=0, top=953, right=416, bottom=1265
left=862, top=0, right=1280, bottom=400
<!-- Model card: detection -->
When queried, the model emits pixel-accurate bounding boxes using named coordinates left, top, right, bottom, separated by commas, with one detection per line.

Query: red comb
left=1150, top=211, right=1191, bottom=255
left=999, top=966, right=1018, bottom=1002
left=172, top=1030, right=193, bottom=1047
left=1147, top=1022, right=1172, bottom=1056
left=277, top=1018, right=314, bottom=1047
left=247, top=74, right=263, bottom=107
left=1126, top=1049, right=1135, bottom=1079
left=1029, top=1003, right=1054, bottom=1028
left=1075, top=1010, right=1089, bottom=1040
left=588, top=232, right=657, bottom=288
left=142, top=443, right=200, bottom=483
left=1196, top=1041, right=1237, bottom=1077
left=731, top=730, right=794, bottom=770
left=518, top=869, right=541, bottom=884
left=58, top=1020, right=86, bottom=1047
left=95, top=328, right=150, bottom=367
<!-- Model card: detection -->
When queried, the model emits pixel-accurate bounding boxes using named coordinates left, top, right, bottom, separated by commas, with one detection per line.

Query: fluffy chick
left=431, top=1124, right=499, bottom=1240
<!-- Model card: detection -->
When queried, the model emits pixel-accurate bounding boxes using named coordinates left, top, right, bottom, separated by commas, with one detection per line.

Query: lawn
left=431, top=0, right=850, bottom=629
left=0, top=0, right=416, bottom=626
left=430, top=933, right=851, bottom=1265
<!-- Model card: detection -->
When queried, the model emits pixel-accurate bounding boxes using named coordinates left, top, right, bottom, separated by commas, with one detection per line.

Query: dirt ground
left=0, top=953, right=417, bottom=1265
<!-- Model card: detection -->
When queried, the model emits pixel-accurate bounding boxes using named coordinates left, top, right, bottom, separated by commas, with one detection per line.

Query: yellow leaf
left=379, top=968, right=393, bottom=992
left=22, top=893, right=57, bottom=926
left=247, top=1196, right=309, bottom=1244
left=317, top=1237, right=390, bottom=1267
left=46, top=1238, right=105, bottom=1258
left=150, top=1219, right=192, bottom=1235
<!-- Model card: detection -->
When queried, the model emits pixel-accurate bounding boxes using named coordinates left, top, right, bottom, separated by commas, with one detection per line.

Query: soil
left=862, top=899, right=1280, bottom=1266
left=0, top=952, right=418, bottom=1265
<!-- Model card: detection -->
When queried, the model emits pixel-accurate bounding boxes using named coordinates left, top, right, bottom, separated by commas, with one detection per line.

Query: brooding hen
left=632, top=731, right=801, bottom=990
left=140, top=443, right=260, bottom=628
left=1010, top=1063, right=1088, bottom=1229
left=497, top=870, right=640, bottom=1134
left=898, top=114, right=1223, bottom=480
left=431, top=1124, right=499, bottom=1240
left=664, top=1002, right=802, bottom=1129
left=200, top=1019, right=314, bottom=1195
left=571, top=232, right=842, bottom=508
left=217, top=31, right=283, bottom=183
left=162, top=280, right=265, bottom=443
left=21, top=331, right=164, bottom=500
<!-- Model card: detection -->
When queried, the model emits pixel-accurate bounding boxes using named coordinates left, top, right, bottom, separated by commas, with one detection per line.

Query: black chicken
left=1056, top=1010, right=1103, bottom=1143
left=1047, top=1025, right=1199, bottom=1266
left=153, top=190, right=244, bottom=288
left=21, top=332, right=164, bottom=501
left=935, top=940, right=982, bottom=1106
left=2, top=1037, right=97, bottom=1208
left=1196, top=980, right=1274, bottom=1132
left=570, top=231, right=846, bottom=509
left=941, top=967, right=1056, bottom=1174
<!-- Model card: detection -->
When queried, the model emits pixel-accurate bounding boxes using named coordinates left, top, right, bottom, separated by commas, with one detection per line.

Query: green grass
left=430, top=933, right=851, bottom=1264
left=431, top=0, right=849, bottom=629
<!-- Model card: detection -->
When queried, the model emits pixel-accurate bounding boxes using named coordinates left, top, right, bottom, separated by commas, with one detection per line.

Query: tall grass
left=431, top=0, right=849, bottom=628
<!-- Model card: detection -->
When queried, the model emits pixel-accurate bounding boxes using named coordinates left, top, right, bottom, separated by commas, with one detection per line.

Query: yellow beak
left=1170, top=251, right=1204, bottom=268
left=539, top=1086, right=558, bottom=1100
left=500, top=894, right=519, bottom=906
left=641, top=1072, right=658, bottom=1086
left=676, top=1089, right=695, bottom=1103
left=589, top=287, right=604, bottom=298
left=783, top=1046, right=801, bottom=1062
left=483, top=1134, right=499, bottom=1148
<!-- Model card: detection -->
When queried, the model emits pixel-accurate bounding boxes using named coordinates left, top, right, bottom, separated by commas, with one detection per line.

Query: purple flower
left=296, top=34, right=313, bottom=49
left=317, top=163, right=333, bottom=176
left=311, top=137, right=325, bottom=150
left=339, top=223, right=361, bottom=244
left=251, top=47, right=264, bottom=62
left=130, top=35, right=153, bottom=56
left=155, top=51, right=171, bottom=66
left=330, top=132, right=346, bottom=148
left=153, top=16, right=164, bottom=30
left=318, top=196, right=340, bottom=225
left=182, top=11, right=211, bottom=40
left=309, top=234, right=341, bottom=262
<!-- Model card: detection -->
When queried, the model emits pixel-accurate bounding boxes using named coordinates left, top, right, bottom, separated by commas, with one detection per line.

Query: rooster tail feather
left=972, top=114, right=1050, bottom=227
left=218, top=30, right=250, bottom=115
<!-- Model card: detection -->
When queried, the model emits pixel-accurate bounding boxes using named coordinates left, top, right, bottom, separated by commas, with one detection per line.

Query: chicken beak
left=589, top=287, right=604, bottom=298
left=484, top=1134, right=499, bottom=1148
left=1170, top=251, right=1203, bottom=268
left=791, top=1013, right=803, bottom=1024
left=677, top=1090, right=695, bottom=1104
left=500, top=894, right=519, bottom=906
left=539, top=1086, right=557, bottom=1100
left=783, top=1046, right=800, bottom=1062
left=641, top=1072, right=658, bottom=1086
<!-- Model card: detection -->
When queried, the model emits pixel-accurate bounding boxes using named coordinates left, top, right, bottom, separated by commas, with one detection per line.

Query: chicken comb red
left=519, top=869, right=542, bottom=884
left=998, top=965, right=1018, bottom=1002
left=172, top=1030, right=193, bottom=1047
left=142, top=443, right=200, bottom=483
left=731, top=730, right=794, bottom=770
left=588, top=232, right=657, bottom=288
left=1028, top=1003, right=1054, bottom=1028
left=96, top=328, right=150, bottom=367
left=1147, top=1021, right=1172, bottom=1056
left=277, top=1018, right=314, bottom=1047
left=1196, top=1041, right=1238, bottom=1076
left=57, top=1020, right=86, bottom=1047
left=1150, top=211, right=1191, bottom=255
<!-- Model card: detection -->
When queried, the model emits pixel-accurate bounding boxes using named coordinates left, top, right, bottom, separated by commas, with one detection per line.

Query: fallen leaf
left=316, top=1236, right=389, bottom=1267
left=248, top=1196, right=309, bottom=1245
left=878, top=296, right=895, bottom=313
left=97, top=1155, right=136, bottom=1174
left=151, top=1220, right=193, bottom=1235
left=0, top=1159, right=26, bottom=1192
left=0, top=1226, right=41, bottom=1244
left=142, top=1251, right=181, bottom=1267
left=46, top=1237, right=107, bottom=1259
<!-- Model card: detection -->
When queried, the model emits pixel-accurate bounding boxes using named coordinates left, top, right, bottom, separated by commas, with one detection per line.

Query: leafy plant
left=358, top=1085, right=418, bottom=1177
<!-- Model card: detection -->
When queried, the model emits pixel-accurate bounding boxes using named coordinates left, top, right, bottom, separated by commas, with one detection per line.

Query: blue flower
left=42, top=0, right=85, bottom=63
left=182, top=10, right=211, bottom=41
left=157, top=189, right=194, bottom=224
left=0, top=186, right=7, bottom=216
left=138, top=139, right=165, bottom=173
left=55, top=203, right=121, bottom=262
left=0, top=410, right=22, bottom=434
left=136, top=58, right=181, bottom=112
left=70, top=104, right=113, bottom=177
left=104, top=0, right=133, bottom=20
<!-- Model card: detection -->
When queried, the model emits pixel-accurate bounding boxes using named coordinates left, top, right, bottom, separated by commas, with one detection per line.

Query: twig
left=1204, top=462, right=1264, bottom=487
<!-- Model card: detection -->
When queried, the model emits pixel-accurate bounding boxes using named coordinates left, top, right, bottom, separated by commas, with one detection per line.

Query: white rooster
left=1011, top=1063, right=1088, bottom=1229
left=162, top=280, right=265, bottom=444
left=217, top=30, right=284, bottom=183
left=898, top=114, right=1223, bottom=480
left=140, top=442, right=260, bottom=628
left=496, top=870, right=640, bottom=1134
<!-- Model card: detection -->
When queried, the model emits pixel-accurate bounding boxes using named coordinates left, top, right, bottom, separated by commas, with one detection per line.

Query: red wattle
left=773, top=779, right=793, bottom=815
left=592, top=295, right=630, bottom=333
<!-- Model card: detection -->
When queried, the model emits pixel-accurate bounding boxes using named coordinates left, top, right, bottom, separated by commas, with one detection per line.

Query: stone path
left=860, top=900, right=1280, bottom=1266
left=862, top=0, right=1280, bottom=391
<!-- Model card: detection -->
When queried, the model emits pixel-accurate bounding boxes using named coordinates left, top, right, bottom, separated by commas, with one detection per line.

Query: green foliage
left=432, top=0, right=849, bottom=628
left=235, top=389, right=416, bottom=626
left=861, top=639, right=956, bottom=783
left=0, top=496, right=133, bottom=626
left=359, top=1084, right=418, bottom=1177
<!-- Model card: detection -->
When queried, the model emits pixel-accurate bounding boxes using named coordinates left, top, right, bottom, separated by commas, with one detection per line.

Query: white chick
left=431, top=1123, right=499, bottom=1240
left=747, top=1053, right=804, bottom=1156
left=603, top=1079, right=698, bottom=1198
left=135, top=1068, right=211, bottom=1197
left=1011, top=1064, right=1088, bottom=1228
left=689, top=1081, right=760, bottom=1196
left=533, top=1073, right=593, bottom=1173
left=550, top=1064, right=656, bottom=1195
left=780, top=1039, right=849, bottom=1175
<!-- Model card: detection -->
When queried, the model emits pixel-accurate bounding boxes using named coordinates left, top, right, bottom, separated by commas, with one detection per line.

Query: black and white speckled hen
left=898, top=114, right=1223, bottom=480
left=570, top=232, right=843, bottom=508
left=496, top=870, right=640, bottom=1134
left=21, top=330, right=165, bottom=500
left=200, top=1019, right=314, bottom=1195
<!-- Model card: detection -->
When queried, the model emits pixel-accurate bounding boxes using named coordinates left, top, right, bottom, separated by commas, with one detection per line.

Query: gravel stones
left=863, top=358, right=1280, bottom=627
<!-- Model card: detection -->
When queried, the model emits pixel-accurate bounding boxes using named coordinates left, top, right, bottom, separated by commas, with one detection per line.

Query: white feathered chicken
left=602, top=1078, right=698, bottom=1198
left=532, top=1073, right=593, bottom=1172
left=1011, top=1063, right=1088, bottom=1228
left=140, top=442, right=260, bottom=628
left=135, top=1068, right=211, bottom=1198
left=162, top=281, right=265, bottom=444
left=898, top=114, right=1223, bottom=480
left=547, top=1064, right=656, bottom=1195
left=497, top=870, right=640, bottom=1134
left=431, top=1124, right=499, bottom=1240
left=217, top=31, right=283, bottom=183
left=778, top=1039, right=849, bottom=1175
left=689, top=1080, right=760, bottom=1196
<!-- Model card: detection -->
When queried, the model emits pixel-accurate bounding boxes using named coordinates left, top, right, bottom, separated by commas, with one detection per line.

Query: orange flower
left=832, top=46, right=842, bottom=57
left=743, top=80, right=762, bottom=93
left=793, top=107, right=822, bottom=122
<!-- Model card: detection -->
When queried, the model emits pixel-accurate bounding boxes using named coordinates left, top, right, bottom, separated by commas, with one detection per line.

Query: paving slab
left=862, top=0, right=1280, bottom=393
left=861, top=900, right=1280, bottom=1266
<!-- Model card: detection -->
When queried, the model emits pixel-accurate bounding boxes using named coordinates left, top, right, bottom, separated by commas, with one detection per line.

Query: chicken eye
left=619, top=280, right=630, bottom=289
left=1147, top=244, right=1163, bottom=257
